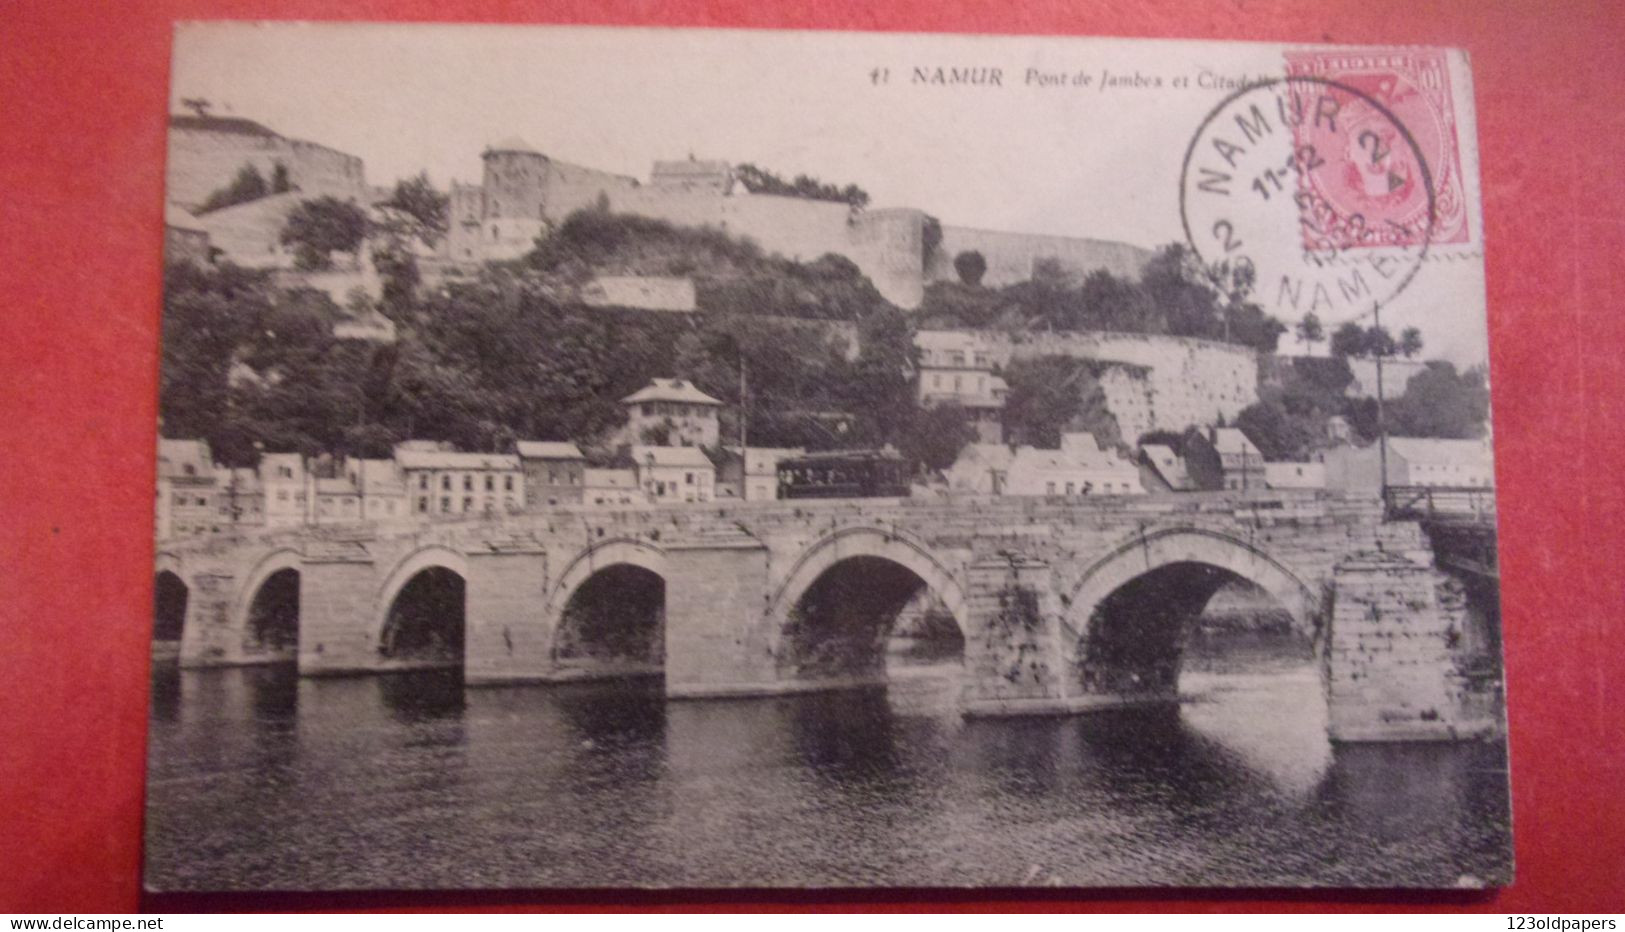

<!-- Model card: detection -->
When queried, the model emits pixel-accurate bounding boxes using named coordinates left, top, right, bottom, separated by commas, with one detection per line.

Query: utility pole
left=738, top=352, right=748, bottom=451
left=1374, top=303, right=1389, bottom=505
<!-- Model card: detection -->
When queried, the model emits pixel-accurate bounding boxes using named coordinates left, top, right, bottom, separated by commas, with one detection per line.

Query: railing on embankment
left=1383, top=485, right=1499, bottom=579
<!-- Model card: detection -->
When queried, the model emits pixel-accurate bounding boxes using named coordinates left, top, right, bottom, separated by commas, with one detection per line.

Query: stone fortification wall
left=603, top=189, right=928, bottom=308
left=929, top=329, right=1259, bottom=440
left=167, top=124, right=366, bottom=212
left=538, top=157, right=642, bottom=222
left=931, top=226, right=1153, bottom=287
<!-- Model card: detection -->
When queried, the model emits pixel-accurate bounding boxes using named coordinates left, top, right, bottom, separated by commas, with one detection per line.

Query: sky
left=171, top=23, right=1489, bottom=364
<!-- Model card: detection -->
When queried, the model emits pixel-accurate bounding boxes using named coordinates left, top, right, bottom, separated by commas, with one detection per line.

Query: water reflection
left=146, top=634, right=1510, bottom=891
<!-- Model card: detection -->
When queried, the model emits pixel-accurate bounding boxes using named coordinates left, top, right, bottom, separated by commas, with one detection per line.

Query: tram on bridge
left=777, top=449, right=911, bottom=499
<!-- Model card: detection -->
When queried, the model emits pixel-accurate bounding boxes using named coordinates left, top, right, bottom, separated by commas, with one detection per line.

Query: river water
left=145, top=634, right=1512, bottom=891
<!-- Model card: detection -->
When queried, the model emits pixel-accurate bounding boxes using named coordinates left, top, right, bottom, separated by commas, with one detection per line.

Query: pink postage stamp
left=1284, top=48, right=1470, bottom=250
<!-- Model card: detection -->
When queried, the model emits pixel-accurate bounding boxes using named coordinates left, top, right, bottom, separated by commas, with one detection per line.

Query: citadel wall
left=931, top=226, right=1153, bottom=287
left=167, top=123, right=366, bottom=211
left=442, top=145, right=1152, bottom=310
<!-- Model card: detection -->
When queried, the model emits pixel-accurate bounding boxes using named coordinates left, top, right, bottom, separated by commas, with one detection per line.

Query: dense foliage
left=200, top=162, right=292, bottom=213
left=1001, top=356, right=1121, bottom=449
left=917, top=244, right=1287, bottom=354
left=280, top=196, right=370, bottom=270
left=1232, top=356, right=1489, bottom=461
left=732, top=163, right=870, bottom=208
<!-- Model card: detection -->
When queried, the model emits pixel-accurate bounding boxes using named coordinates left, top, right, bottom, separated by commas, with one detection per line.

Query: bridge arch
left=375, top=546, right=469, bottom=664
left=767, top=526, right=970, bottom=680
left=152, top=555, right=189, bottom=648
left=232, top=548, right=304, bottom=660
left=544, top=538, right=668, bottom=671
left=1061, top=527, right=1322, bottom=698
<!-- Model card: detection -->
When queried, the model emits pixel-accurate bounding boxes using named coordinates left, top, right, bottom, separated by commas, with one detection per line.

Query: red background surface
left=3, top=0, right=1623, bottom=914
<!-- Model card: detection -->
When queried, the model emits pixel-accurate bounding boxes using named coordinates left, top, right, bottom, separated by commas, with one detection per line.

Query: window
left=1046, top=482, right=1056, bottom=495
left=463, top=475, right=473, bottom=491
left=182, top=464, right=196, bottom=477
left=419, top=475, right=428, bottom=490
left=484, top=475, right=494, bottom=492
left=440, top=497, right=450, bottom=512
left=441, top=475, right=451, bottom=491
left=277, top=490, right=289, bottom=502
left=278, top=466, right=293, bottom=479
left=463, top=496, right=473, bottom=512
left=505, top=475, right=515, bottom=491
left=686, top=472, right=695, bottom=485
left=1065, top=482, right=1075, bottom=495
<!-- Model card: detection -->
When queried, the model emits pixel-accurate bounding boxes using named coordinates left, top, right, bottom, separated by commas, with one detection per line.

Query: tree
left=1295, top=312, right=1325, bottom=352
left=280, top=196, right=369, bottom=270
left=377, top=172, right=450, bottom=247
left=899, top=403, right=976, bottom=473
left=1330, top=321, right=1367, bottom=358
left=1365, top=325, right=1397, bottom=358
left=1399, top=326, right=1425, bottom=359
left=1001, top=356, right=1119, bottom=449
left=201, top=163, right=270, bottom=212
left=1387, top=362, right=1490, bottom=439
left=1235, top=399, right=1317, bottom=461
left=953, top=250, right=987, bottom=286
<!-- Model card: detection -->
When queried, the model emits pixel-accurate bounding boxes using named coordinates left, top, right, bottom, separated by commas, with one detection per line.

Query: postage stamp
left=1284, top=48, right=1471, bottom=249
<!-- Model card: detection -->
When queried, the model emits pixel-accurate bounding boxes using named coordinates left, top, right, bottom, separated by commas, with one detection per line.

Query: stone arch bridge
left=154, top=491, right=1501, bottom=743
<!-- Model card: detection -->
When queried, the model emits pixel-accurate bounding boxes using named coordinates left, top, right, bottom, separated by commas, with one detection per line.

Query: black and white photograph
left=147, top=23, right=1511, bottom=891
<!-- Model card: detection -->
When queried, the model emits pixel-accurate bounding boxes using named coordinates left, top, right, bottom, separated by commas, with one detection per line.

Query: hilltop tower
left=469, top=137, right=552, bottom=260
left=482, top=137, right=550, bottom=220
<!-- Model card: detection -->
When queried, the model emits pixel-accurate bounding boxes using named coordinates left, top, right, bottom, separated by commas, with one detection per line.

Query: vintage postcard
left=149, top=23, right=1509, bottom=890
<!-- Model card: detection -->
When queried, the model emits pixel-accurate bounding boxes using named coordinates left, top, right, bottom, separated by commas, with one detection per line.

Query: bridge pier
left=663, top=541, right=783, bottom=698
left=463, top=548, right=551, bottom=683
left=1326, top=551, right=1500, bottom=742
left=958, top=556, right=1080, bottom=717
left=297, top=553, right=380, bottom=675
left=176, top=569, right=243, bottom=668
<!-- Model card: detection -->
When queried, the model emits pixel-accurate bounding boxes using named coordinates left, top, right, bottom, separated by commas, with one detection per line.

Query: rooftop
left=1213, top=427, right=1263, bottom=457
left=631, top=445, right=715, bottom=469
left=487, top=136, right=540, bottom=155
left=164, top=203, right=207, bottom=233
left=584, top=468, right=637, bottom=489
left=395, top=450, right=521, bottom=471
left=1386, top=437, right=1492, bottom=466
left=621, top=378, right=724, bottom=407
left=169, top=114, right=278, bottom=138
left=516, top=441, right=586, bottom=461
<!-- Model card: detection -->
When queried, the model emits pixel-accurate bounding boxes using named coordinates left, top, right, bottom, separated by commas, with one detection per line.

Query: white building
left=631, top=445, right=716, bottom=504
left=156, top=439, right=218, bottom=539
left=1264, top=461, right=1327, bottom=490
left=583, top=468, right=640, bottom=507
left=914, top=330, right=1007, bottom=443
left=1057, top=432, right=1144, bottom=496
left=351, top=458, right=409, bottom=522
left=621, top=378, right=724, bottom=448
left=260, top=453, right=309, bottom=529
left=1385, top=438, right=1494, bottom=488
left=717, top=446, right=803, bottom=501
left=1212, top=427, right=1266, bottom=491
left=395, top=447, right=524, bottom=518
